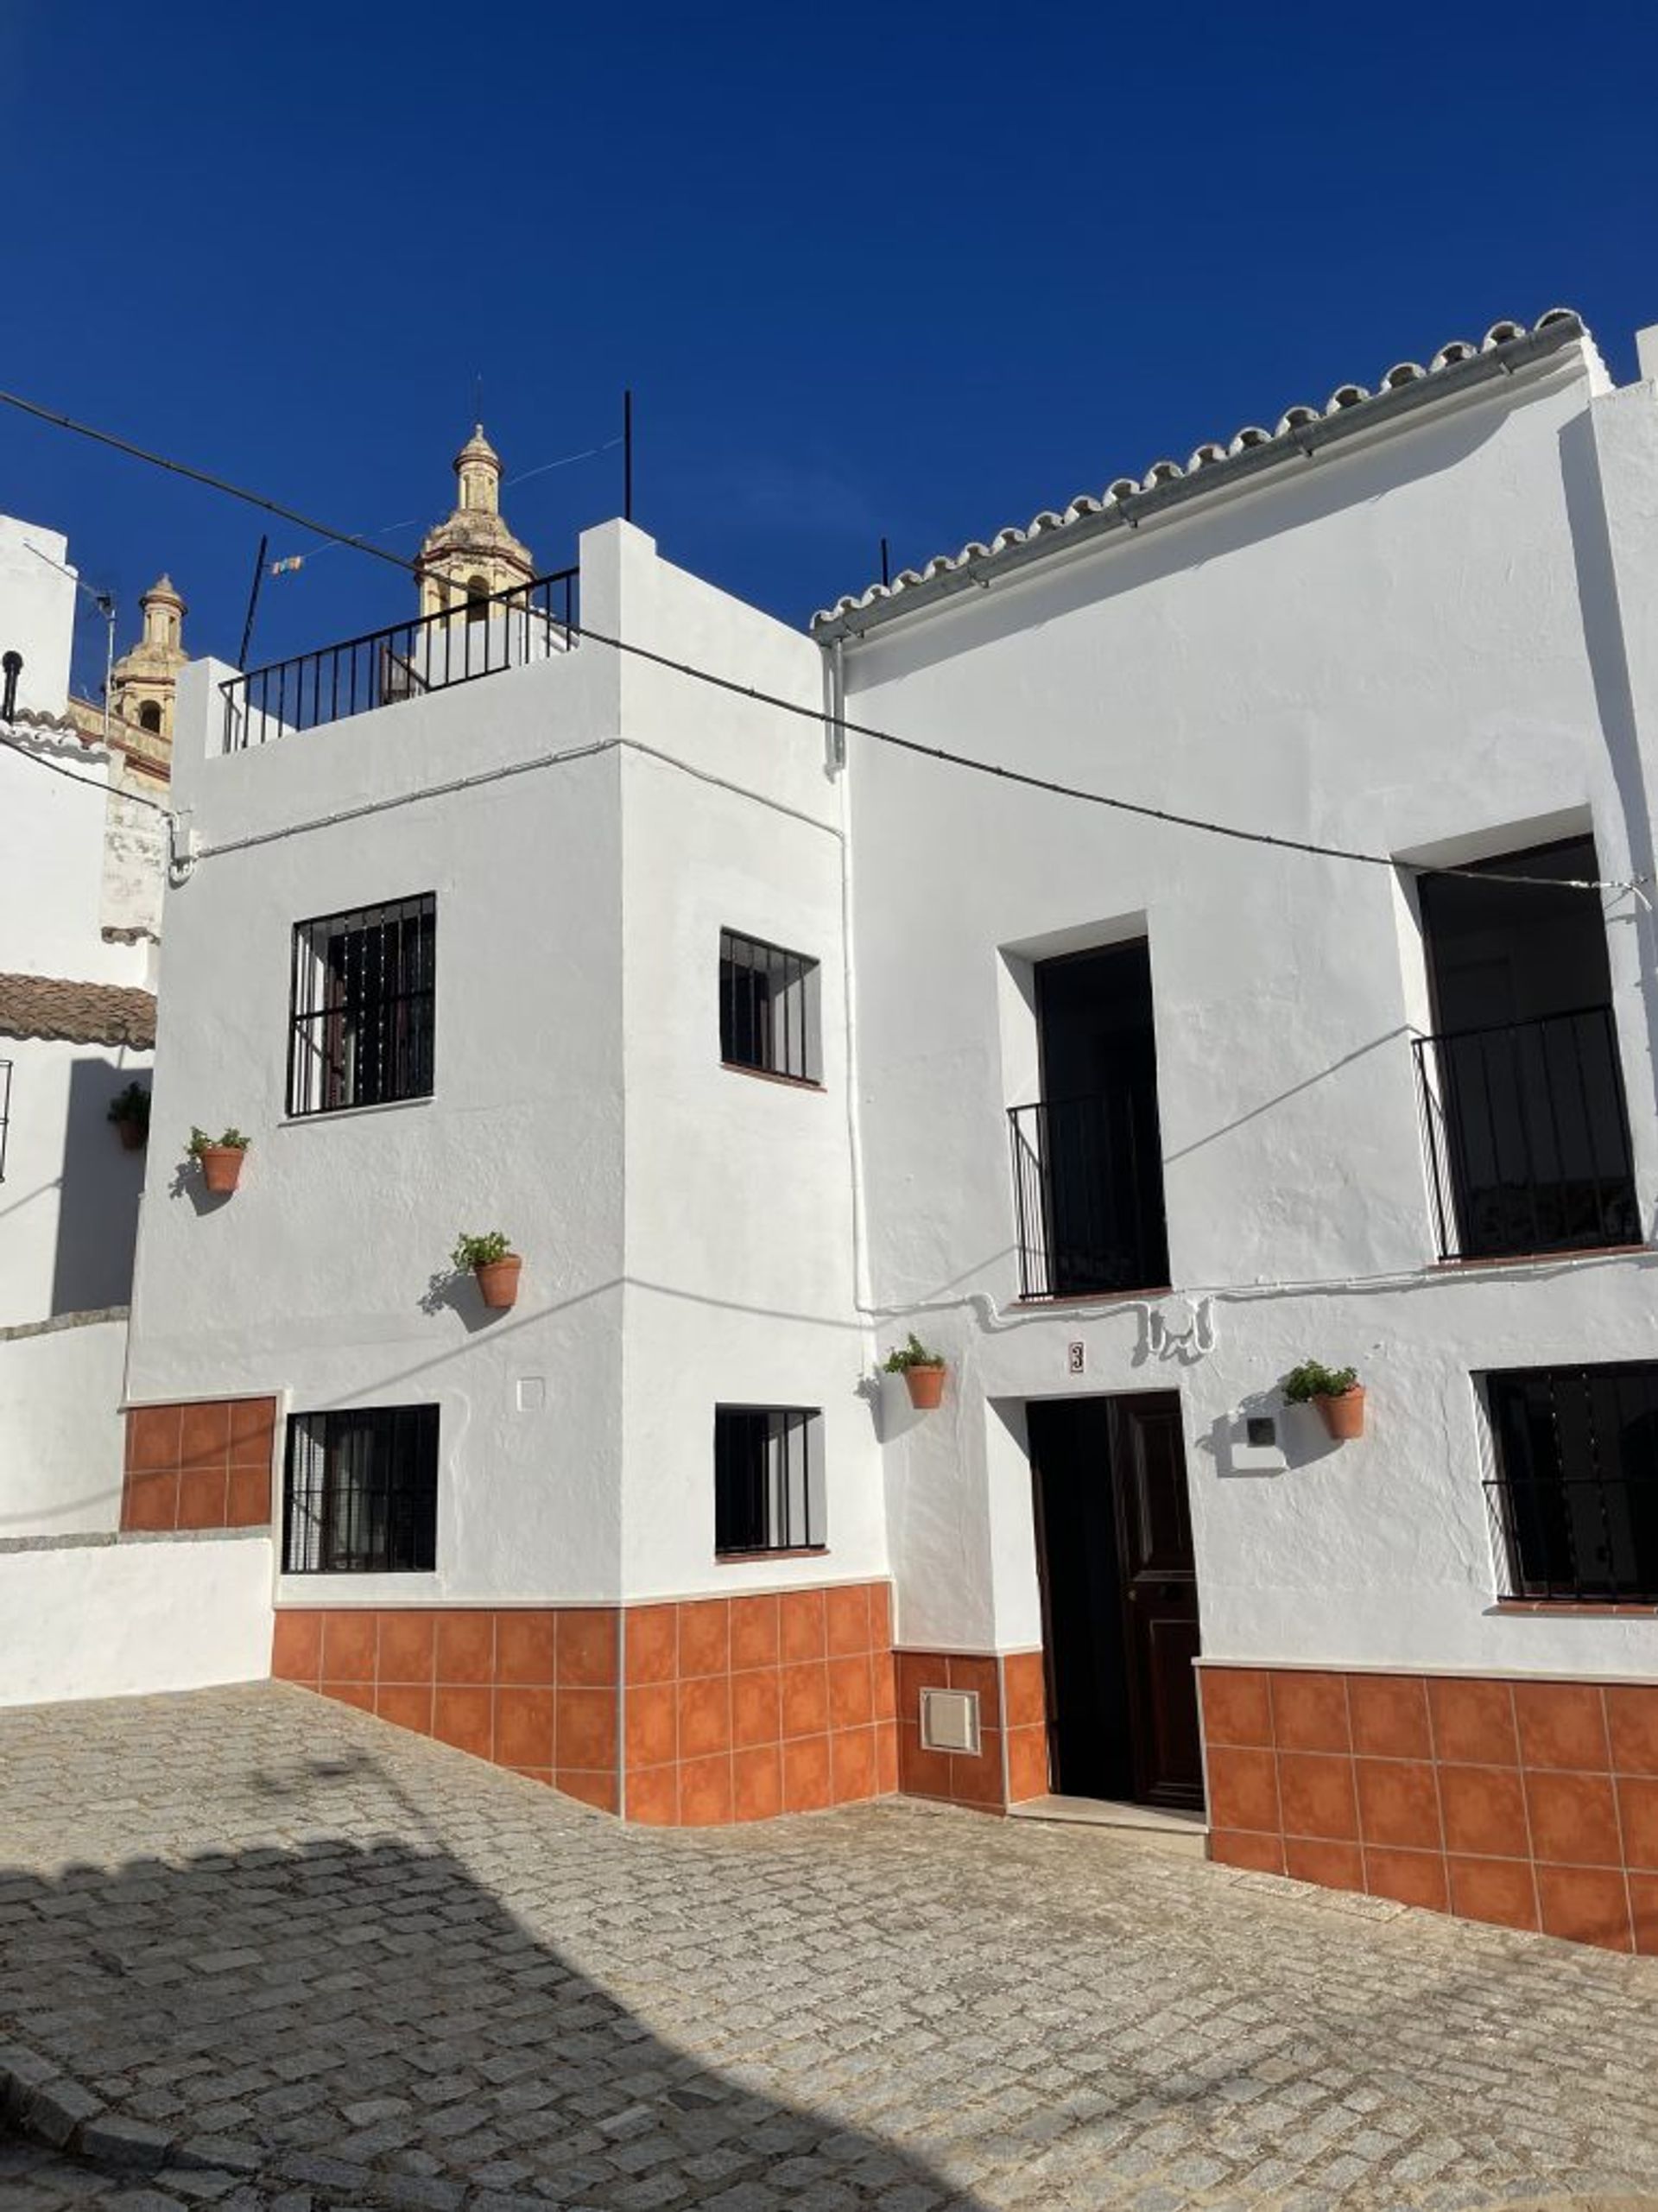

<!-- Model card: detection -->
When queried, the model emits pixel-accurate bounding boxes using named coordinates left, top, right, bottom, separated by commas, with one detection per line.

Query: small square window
left=718, top=930, right=821, bottom=1085
left=1484, top=1361, right=1658, bottom=1603
left=283, top=1404, right=438, bottom=1574
left=714, top=1405, right=825, bottom=1555
left=288, top=895, right=435, bottom=1117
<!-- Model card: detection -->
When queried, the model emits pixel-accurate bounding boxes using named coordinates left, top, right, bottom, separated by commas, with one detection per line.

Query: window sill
left=1488, top=1598, right=1658, bottom=1618
left=1431, top=1243, right=1648, bottom=1272
left=719, top=1062, right=825, bottom=1094
left=1011, top=1285, right=1174, bottom=1308
left=715, top=1546, right=829, bottom=1565
left=281, top=1093, right=434, bottom=1129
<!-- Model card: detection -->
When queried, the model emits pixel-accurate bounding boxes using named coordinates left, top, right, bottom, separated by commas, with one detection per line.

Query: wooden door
left=1110, top=1395, right=1203, bottom=1810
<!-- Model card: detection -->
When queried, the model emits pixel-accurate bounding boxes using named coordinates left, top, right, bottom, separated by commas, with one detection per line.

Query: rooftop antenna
left=239, top=535, right=269, bottom=670
left=880, top=536, right=890, bottom=588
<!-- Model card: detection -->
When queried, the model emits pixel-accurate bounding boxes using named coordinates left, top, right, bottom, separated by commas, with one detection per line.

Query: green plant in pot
left=108, top=1081, right=151, bottom=1151
left=884, top=1332, right=946, bottom=1411
left=1284, top=1359, right=1365, bottom=1441
left=187, top=1125, right=250, bottom=1195
left=453, top=1229, right=522, bottom=1310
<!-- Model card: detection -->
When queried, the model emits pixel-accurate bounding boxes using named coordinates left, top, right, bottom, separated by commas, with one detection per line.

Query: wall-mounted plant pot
left=199, top=1146, right=244, bottom=1195
left=904, top=1363, right=946, bottom=1411
left=475, top=1255, right=522, bottom=1310
left=115, top=1120, right=148, bottom=1152
left=1316, top=1385, right=1366, bottom=1441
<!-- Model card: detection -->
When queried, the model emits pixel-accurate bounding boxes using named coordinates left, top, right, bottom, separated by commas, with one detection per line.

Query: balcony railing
left=1414, top=1004, right=1639, bottom=1262
left=1009, top=1092, right=1169, bottom=1299
left=220, top=567, right=579, bottom=752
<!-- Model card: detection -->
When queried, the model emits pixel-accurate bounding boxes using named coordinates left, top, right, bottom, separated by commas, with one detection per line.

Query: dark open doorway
left=1028, top=1392, right=1203, bottom=1810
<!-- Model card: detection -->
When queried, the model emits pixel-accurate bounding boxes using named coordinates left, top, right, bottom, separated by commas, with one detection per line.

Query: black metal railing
left=1485, top=1362, right=1658, bottom=1602
left=714, top=1406, right=824, bottom=1555
left=283, top=1404, right=439, bottom=1575
left=718, top=929, right=820, bottom=1084
left=1009, top=1093, right=1169, bottom=1299
left=0, top=1060, right=10, bottom=1182
left=221, top=567, right=579, bottom=751
left=1414, top=1005, right=1638, bottom=1262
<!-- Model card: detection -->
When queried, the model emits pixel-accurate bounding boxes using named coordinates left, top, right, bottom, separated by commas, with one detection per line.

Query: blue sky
left=4, top=2, right=1656, bottom=696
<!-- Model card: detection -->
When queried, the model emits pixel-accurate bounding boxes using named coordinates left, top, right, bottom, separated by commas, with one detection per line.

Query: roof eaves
left=812, top=311, right=1590, bottom=647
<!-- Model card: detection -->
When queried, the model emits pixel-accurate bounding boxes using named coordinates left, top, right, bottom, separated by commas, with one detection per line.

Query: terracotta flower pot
left=199, top=1145, right=244, bottom=1194
left=116, top=1119, right=147, bottom=1151
left=1316, top=1385, right=1365, bottom=1441
left=475, top=1254, right=522, bottom=1310
left=904, top=1363, right=946, bottom=1410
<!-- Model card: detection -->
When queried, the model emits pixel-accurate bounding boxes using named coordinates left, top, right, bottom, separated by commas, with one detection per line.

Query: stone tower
left=415, top=426, right=535, bottom=621
left=110, top=576, right=187, bottom=740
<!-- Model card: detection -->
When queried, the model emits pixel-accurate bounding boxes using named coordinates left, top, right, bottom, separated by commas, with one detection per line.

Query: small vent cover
left=920, top=1686, right=981, bottom=1756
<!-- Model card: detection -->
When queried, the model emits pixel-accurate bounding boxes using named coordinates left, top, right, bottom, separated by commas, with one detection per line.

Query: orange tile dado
left=274, top=1579, right=897, bottom=1827
left=1200, top=1662, right=1658, bottom=1955
left=893, top=1648, right=1050, bottom=1814
left=122, top=1397, right=277, bottom=1533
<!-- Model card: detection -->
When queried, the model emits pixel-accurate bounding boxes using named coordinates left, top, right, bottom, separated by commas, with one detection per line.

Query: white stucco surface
left=0, top=1316, right=127, bottom=1537
left=841, top=333, right=1658, bottom=1682
left=0, top=1533, right=273, bottom=1707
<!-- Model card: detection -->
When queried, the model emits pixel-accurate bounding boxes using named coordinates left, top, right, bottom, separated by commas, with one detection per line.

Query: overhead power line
left=0, top=726, right=174, bottom=816
left=0, top=384, right=1641, bottom=898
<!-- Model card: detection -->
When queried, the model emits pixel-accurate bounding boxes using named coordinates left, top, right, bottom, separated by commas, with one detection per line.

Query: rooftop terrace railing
left=219, top=567, right=579, bottom=753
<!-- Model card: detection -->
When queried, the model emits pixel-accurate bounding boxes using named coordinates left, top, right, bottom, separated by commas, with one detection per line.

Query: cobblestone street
left=2, top=1685, right=1656, bottom=2211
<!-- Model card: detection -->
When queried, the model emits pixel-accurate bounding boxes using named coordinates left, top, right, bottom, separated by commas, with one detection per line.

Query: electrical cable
left=0, top=726, right=174, bottom=817
left=0, top=383, right=1641, bottom=897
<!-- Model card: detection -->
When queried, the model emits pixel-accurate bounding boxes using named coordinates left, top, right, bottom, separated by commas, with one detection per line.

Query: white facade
left=826, top=314, right=1658, bottom=1683
left=135, top=522, right=881, bottom=1607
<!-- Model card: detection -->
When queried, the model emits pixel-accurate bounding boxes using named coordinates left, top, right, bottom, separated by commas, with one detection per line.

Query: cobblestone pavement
left=2, top=1688, right=1657, bottom=2212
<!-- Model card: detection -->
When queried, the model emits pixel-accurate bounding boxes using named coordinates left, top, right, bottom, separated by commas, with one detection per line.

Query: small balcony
left=219, top=567, right=579, bottom=753
left=1008, top=1093, right=1170, bottom=1300
left=1414, top=1004, right=1640, bottom=1262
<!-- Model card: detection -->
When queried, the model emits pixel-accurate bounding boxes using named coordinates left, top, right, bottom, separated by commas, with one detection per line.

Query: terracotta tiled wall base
left=122, top=1398, right=277, bottom=1532
left=623, top=1581, right=896, bottom=1825
left=895, top=1649, right=1050, bottom=1812
left=273, top=1607, right=621, bottom=1812
left=1201, top=1663, right=1658, bottom=1954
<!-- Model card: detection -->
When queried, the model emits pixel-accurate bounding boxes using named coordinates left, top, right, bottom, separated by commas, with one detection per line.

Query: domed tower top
left=111, top=575, right=189, bottom=739
left=416, top=422, right=535, bottom=620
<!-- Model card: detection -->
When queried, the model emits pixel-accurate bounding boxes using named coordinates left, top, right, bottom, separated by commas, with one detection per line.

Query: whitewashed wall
left=131, top=525, right=884, bottom=1607
left=0, top=1034, right=151, bottom=1328
left=840, top=335, right=1658, bottom=1682
left=0, top=1315, right=127, bottom=1537
left=0, top=1532, right=273, bottom=1706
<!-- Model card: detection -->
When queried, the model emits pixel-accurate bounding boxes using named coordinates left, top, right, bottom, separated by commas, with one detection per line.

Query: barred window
left=288, top=894, right=435, bottom=1117
left=718, top=930, right=821, bottom=1084
left=1484, top=1362, right=1658, bottom=1603
left=283, top=1404, right=439, bottom=1575
left=714, top=1405, right=825, bottom=1556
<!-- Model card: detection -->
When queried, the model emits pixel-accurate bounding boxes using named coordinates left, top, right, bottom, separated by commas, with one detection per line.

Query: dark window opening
left=1414, top=837, right=1637, bottom=1259
left=718, top=929, right=821, bottom=1084
left=1484, top=1362, right=1658, bottom=1603
left=288, top=894, right=436, bottom=1117
left=714, top=1405, right=824, bottom=1555
left=283, top=1404, right=439, bottom=1574
left=137, top=700, right=162, bottom=734
left=465, top=575, right=490, bottom=624
left=1009, top=939, right=1169, bottom=1298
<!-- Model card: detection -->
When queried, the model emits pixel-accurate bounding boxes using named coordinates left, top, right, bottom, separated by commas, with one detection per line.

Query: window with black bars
left=288, top=895, right=436, bottom=1117
left=1484, top=1362, right=1658, bottom=1602
left=283, top=1404, right=439, bottom=1575
left=714, top=1406, right=825, bottom=1556
left=718, top=929, right=821, bottom=1084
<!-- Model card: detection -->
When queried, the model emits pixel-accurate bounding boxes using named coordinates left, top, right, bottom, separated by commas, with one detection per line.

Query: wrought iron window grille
left=718, top=929, right=822, bottom=1085
left=282, top=1404, right=439, bottom=1575
left=0, top=1060, right=10, bottom=1182
left=1484, top=1362, right=1658, bottom=1604
left=714, top=1405, right=825, bottom=1556
left=288, top=894, right=436, bottom=1119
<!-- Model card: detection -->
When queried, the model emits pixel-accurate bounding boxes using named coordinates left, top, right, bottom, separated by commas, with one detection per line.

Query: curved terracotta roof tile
left=0, top=973, right=156, bottom=1048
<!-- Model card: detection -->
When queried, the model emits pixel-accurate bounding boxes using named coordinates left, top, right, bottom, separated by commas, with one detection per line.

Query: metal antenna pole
left=238, top=535, right=269, bottom=671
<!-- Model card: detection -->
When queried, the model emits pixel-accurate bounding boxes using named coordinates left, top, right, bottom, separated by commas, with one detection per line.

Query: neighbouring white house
left=0, top=517, right=176, bottom=1545
left=23, top=318, right=1658, bottom=1953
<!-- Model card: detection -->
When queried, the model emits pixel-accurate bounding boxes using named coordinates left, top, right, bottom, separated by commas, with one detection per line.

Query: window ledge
left=1488, top=1598, right=1658, bottom=1618
left=715, top=1546, right=830, bottom=1565
left=719, top=1062, right=825, bottom=1094
left=1431, top=1243, right=1649, bottom=1272
left=281, top=1093, right=434, bottom=1129
left=1011, top=1286, right=1174, bottom=1308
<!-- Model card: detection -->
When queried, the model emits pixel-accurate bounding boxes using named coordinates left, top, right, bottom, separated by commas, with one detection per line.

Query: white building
left=41, top=314, right=1658, bottom=1951
left=0, top=517, right=172, bottom=1541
